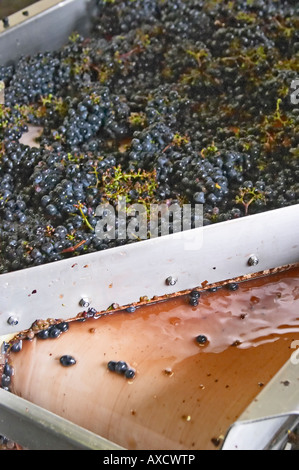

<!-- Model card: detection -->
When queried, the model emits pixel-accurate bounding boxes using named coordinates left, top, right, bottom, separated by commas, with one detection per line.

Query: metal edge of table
left=0, top=387, right=124, bottom=450
left=0, top=0, right=97, bottom=65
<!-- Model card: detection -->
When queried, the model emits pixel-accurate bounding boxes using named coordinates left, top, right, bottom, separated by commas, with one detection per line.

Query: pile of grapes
left=0, top=0, right=298, bottom=273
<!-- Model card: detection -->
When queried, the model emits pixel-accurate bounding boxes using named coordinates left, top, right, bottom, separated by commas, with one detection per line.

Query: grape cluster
left=4, top=53, right=61, bottom=107
left=0, top=0, right=298, bottom=273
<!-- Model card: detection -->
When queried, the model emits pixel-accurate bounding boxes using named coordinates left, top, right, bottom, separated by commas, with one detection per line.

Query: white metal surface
left=0, top=204, right=299, bottom=336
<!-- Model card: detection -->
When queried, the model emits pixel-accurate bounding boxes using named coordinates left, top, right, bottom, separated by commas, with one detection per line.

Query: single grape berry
left=11, top=340, right=22, bottom=352
left=209, top=287, right=219, bottom=293
left=107, top=360, right=117, bottom=372
left=227, top=283, right=239, bottom=291
left=126, top=306, right=136, bottom=313
left=3, top=363, right=12, bottom=377
left=59, top=355, right=76, bottom=367
left=48, top=326, right=62, bottom=338
left=115, top=361, right=128, bottom=374
left=56, top=322, right=69, bottom=332
left=1, top=375, right=11, bottom=388
left=125, top=368, right=136, bottom=379
left=190, top=290, right=200, bottom=299
left=196, top=335, right=208, bottom=345
left=37, top=329, right=49, bottom=339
